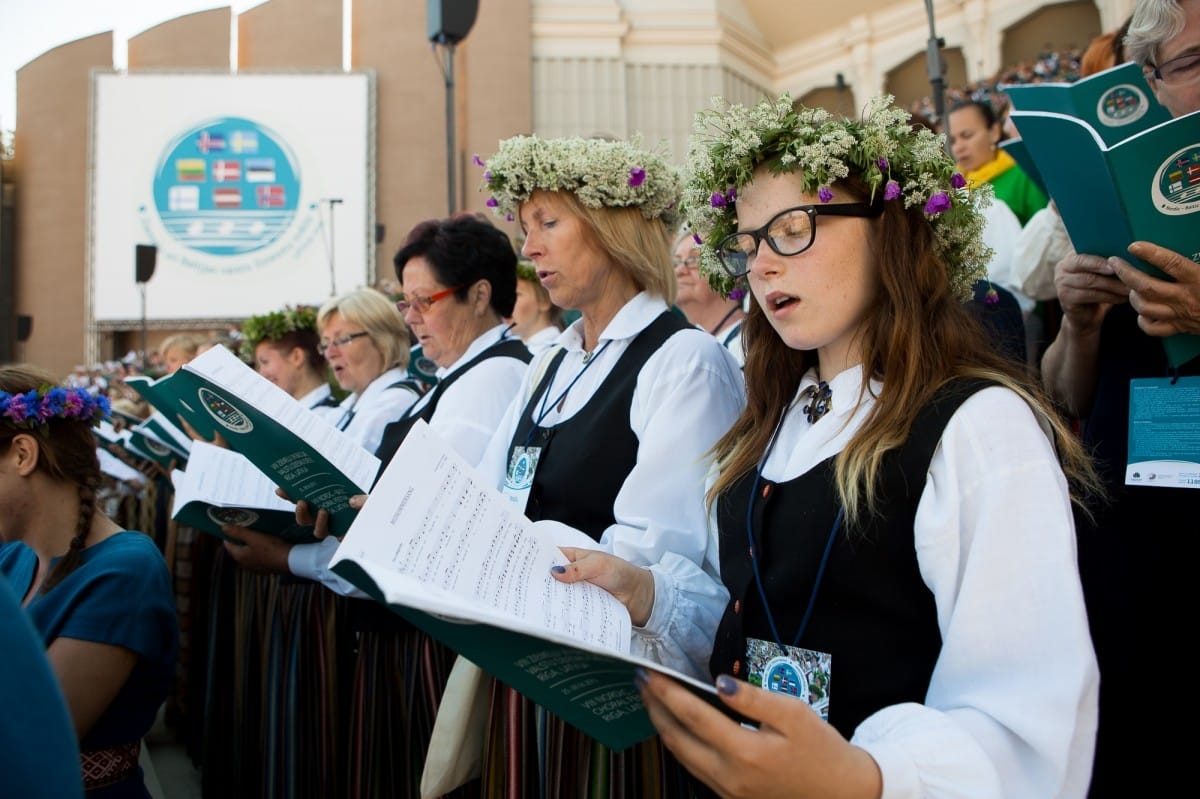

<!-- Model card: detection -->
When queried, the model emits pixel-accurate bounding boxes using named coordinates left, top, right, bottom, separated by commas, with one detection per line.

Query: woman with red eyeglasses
left=222, top=214, right=531, bottom=798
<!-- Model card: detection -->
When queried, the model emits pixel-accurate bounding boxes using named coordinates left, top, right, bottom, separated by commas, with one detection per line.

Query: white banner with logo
left=90, top=70, right=374, bottom=322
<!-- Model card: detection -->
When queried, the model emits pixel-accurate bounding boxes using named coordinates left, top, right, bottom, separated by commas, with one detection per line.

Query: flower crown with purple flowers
left=479, top=135, right=682, bottom=229
left=0, top=385, right=111, bottom=434
left=683, top=93, right=992, bottom=300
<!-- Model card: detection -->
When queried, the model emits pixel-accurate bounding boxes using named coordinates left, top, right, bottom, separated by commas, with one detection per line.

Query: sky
left=0, top=0, right=269, bottom=130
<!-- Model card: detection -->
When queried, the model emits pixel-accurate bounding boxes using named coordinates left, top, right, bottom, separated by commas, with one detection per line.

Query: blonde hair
left=551, top=191, right=677, bottom=305
left=317, top=287, right=412, bottom=371
left=159, top=333, right=203, bottom=360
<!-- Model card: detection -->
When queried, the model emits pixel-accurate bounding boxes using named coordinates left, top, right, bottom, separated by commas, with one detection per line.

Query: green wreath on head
left=238, top=305, right=319, bottom=362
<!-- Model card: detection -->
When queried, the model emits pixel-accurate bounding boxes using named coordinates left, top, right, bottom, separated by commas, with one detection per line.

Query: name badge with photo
left=501, top=446, right=542, bottom=510
left=745, top=637, right=831, bottom=721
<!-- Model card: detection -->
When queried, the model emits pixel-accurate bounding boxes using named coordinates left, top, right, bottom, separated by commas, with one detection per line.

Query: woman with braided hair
left=0, top=364, right=178, bottom=798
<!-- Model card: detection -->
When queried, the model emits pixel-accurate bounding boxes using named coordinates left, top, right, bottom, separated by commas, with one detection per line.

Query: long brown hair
left=0, top=365, right=103, bottom=592
left=707, top=175, right=1102, bottom=527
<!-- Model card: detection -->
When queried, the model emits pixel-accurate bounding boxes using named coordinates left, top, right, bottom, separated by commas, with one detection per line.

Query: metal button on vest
left=733, top=599, right=741, bottom=614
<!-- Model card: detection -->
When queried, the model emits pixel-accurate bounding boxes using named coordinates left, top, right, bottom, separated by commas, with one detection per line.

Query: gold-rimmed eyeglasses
left=318, top=331, right=370, bottom=355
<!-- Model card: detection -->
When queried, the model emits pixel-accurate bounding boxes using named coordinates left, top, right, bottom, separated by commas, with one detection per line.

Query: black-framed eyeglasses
left=395, top=284, right=465, bottom=314
left=672, top=254, right=701, bottom=270
left=715, top=202, right=883, bottom=278
left=318, top=331, right=370, bottom=355
left=1144, top=50, right=1200, bottom=85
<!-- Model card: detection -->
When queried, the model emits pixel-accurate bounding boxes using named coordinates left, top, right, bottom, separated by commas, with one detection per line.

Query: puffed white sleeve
left=852, top=387, right=1098, bottom=799
left=606, top=334, right=745, bottom=679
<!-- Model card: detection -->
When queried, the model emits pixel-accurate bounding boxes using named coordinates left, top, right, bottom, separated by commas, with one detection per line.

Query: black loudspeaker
left=375, top=223, right=386, bottom=244
left=135, top=244, right=157, bottom=284
left=16, top=315, right=32, bottom=343
left=427, top=0, right=478, bottom=45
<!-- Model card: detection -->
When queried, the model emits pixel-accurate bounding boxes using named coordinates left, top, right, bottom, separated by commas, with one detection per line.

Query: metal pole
left=445, top=42, right=456, bottom=215
left=140, top=283, right=147, bottom=372
left=924, top=0, right=949, bottom=151
left=326, top=198, right=343, bottom=296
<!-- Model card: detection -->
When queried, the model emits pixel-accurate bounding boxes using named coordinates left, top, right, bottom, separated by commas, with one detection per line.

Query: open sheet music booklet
left=171, top=441, right=315, bottom=542
left=329, top=419, right=733, bottom=751
left=126, top=344, right=379, bottom=536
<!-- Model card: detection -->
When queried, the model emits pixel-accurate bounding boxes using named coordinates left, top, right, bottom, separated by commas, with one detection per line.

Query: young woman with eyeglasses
left=633, top=94, right=1102, bottom=799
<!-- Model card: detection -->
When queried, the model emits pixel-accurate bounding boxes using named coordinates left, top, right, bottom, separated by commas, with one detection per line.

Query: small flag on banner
left=230, top=130, right=259, bottom=154
left=176, top=159, right=206, bottom=182
left=256, top=184, right=286, bottom=208
left=245, top=158, right=276, bottom=183
left=168, top=185, right=200, bottom=211
left=213, top=187, right=242, bottom=208
left=196, top=131, right=226, bottom=153
left=212, top=160, right=241, bottom=182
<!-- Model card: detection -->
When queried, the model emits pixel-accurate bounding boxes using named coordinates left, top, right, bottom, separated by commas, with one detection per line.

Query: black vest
left=508, top=311, right=688, bottom=541
left=372, top=337, right=531, bottom=481
left=710, top=379, right=989, bottom=738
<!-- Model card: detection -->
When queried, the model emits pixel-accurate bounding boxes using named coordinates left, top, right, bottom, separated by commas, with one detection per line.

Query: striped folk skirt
left=479, top=682, right=698, bottom=799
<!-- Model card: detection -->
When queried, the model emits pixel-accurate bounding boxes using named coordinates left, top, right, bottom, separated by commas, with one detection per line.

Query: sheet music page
left=183, top=345, right=380, bottom=490
left=173, top=441, right=299, bottom=511
left=332, top=420, right=631, bottom=654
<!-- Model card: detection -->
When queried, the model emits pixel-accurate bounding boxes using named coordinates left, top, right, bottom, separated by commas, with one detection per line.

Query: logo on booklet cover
left=1152, top=145, right=1200, bottom=214
left=207, top=507, right=259, bottom=527
left=198, top=388, right=254, bottom=434
left=1095, top=84, right=1151, bottom=127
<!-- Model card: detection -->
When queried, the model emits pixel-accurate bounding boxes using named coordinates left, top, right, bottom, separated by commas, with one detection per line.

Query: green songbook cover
left=1004, top=61, right=1172, bottom=147
left=130, top=345, right=380, bottom=536
left=1007, top=67, right=1200, bottom=368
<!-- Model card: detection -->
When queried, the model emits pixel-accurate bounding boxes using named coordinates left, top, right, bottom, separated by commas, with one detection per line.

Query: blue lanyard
left=335, top=397, right=358, bottom=431
left=745, top=405, right=844, bottom=652
left=524, top=340, right=612, bottom=446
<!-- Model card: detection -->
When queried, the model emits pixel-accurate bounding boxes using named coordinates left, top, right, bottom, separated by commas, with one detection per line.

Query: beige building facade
left=2, top=0, right=1133, bottom=374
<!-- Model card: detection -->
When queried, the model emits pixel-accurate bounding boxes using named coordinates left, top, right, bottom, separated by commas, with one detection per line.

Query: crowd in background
left=907, top=44, right=1087, bottom=125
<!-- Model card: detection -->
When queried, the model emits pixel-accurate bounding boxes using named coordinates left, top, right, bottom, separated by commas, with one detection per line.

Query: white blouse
left=331, top=366, right=421, bottom=456
left=520, top=324, right=563, bottom=357
left=476, top=293, right=747, bottom=679
left=755, top=364, right=1098, bottom=799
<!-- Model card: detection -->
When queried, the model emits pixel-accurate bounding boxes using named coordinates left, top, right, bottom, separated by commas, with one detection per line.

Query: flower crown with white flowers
left=683, top=93, right=992, bottom=300
left=1, top=386, right=111, bottom=434
left=239, top=305, right=319, bottom=362
left=480, top=135, right=683, bottom=229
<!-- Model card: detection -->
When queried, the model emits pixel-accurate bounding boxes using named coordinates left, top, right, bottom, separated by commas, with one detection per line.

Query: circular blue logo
left=763, top=656, right=808, bottom=698
left=152, top=117, right=301, bottom=255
